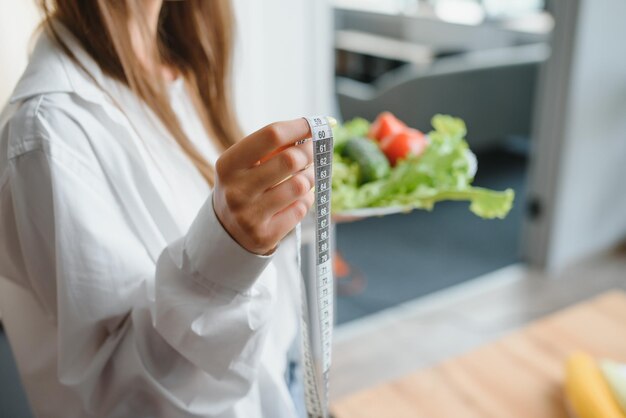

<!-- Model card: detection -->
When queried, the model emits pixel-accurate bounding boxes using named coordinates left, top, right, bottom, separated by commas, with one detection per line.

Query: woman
left=0, top=1, right=318, bottom=417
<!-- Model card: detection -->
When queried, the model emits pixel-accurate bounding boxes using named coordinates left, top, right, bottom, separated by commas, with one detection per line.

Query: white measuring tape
left=296, top=116, right=334, bottom=418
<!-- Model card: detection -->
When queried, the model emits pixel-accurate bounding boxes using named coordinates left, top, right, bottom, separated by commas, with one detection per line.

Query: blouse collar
left=10, top=21, right=108, bottom=105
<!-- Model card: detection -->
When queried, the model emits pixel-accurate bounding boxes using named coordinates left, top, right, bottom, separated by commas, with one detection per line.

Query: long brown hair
left=38, top=0, right=241, bottom=186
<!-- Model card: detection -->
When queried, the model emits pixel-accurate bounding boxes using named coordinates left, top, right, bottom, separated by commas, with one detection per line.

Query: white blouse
left=0, top=25, right=302, bottom=418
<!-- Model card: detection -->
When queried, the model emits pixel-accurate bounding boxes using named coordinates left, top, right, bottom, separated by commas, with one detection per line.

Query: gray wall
left=524, top=0, right=626, bottom=268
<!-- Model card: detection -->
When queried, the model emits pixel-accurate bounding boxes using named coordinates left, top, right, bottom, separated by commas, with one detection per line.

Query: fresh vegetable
left=368, top=111, right=406, bottom=142
left=333, top=117, right=369, bottom=155
left=332, top=114, right=515, bottom=219
left=342, top=136, right=391, bottom=184
left=601, top=360, right=626, bottom=414
left=565, top=352, right=626, bottom=418
left=380, top=129, right=427, bottom=166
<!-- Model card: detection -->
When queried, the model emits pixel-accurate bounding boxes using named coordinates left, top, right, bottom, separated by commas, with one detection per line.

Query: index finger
left=222, top=118, right=313, bottom=170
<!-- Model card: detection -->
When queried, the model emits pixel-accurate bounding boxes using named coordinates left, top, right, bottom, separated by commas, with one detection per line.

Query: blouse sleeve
left=1, top=102, right=277, bottom=416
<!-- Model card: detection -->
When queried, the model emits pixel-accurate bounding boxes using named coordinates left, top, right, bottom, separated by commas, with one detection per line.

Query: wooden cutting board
left=332, top=291, right=626, bottom=418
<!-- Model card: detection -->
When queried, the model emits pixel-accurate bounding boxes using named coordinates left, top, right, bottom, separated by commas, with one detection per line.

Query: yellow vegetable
left=565, top=352, right=626, bottom=418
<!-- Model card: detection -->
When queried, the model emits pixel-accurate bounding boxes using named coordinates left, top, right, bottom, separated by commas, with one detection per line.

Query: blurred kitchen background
left=332, top=0, right=551, bottom=322
left=1, top=0, right=625, bottom=416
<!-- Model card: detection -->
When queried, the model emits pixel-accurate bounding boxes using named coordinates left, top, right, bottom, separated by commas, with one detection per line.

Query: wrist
left=212, top=192, right=277, bottom=256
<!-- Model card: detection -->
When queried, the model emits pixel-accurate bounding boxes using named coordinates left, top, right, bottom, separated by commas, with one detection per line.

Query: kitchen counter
left=332, top=291, right=626, bottom=417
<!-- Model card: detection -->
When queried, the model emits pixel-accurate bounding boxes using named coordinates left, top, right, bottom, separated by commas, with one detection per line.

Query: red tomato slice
left=380, top=129, right=427, bottom=166
left=368, top=111, right=407, bottom=142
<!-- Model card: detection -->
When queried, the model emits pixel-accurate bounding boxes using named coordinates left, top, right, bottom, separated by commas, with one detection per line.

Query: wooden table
left=332, top=291, right=626, bottom=418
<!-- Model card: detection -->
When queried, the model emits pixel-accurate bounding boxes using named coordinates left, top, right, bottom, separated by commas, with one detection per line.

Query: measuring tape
left=296, top=116, right=334, bottom=418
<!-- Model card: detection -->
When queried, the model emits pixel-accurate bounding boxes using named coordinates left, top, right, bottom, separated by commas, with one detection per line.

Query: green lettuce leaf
left=331, top=114, right=515, bottom=219
left=333, top=117, right=370, bottom=154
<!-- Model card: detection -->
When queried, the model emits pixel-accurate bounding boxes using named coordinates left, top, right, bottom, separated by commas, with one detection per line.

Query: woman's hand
left=332, top=214, right=364, bottom=224
left=213, top=119, right=315, bottom=255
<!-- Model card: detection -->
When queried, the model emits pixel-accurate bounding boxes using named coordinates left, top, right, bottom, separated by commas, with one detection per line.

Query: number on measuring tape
left=298, top=116, right=335, bottom=418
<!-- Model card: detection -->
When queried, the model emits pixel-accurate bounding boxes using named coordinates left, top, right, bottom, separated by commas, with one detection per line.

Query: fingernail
left=327, top=116, right=338, bottom=128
